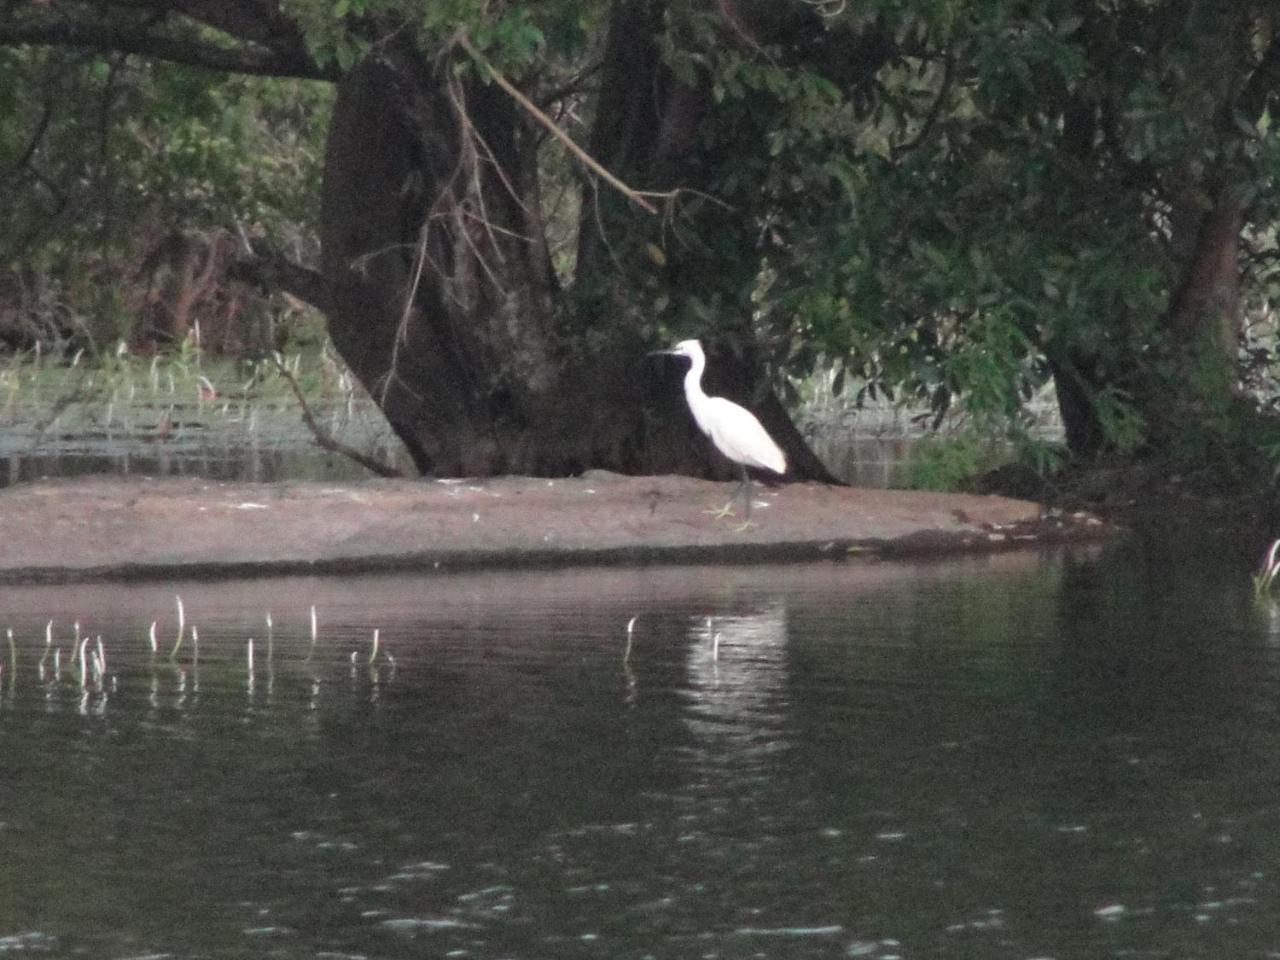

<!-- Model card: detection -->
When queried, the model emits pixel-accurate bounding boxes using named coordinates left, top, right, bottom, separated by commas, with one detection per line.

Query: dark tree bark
left=1046, top=353, right=1107, bottom=458
left=311, top=6, right=839, bottom=480
left=315, top=49, right=708, bottom=477
left=1041, top=0, right=1259, bottom=459
left=1165, top=183, right=1243, bottom=361
left=4, top=1, right=853, bottom=482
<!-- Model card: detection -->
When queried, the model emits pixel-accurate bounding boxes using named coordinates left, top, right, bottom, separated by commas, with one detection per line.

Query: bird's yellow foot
left=704, top=502, right=736, bottom=519
left=733, top=519, right=756, bottom=533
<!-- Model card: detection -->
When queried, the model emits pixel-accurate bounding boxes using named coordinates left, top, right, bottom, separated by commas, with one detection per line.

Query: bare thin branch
left=457, top=32, right=664, bottom=215
left=891, top=49, right=955, bottom=161
left=271, top=354, right=404, bottom=478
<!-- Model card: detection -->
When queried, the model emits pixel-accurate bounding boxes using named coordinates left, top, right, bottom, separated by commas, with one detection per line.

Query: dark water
left=0, top=405, right=904, bottom=489
left=2, top=541, right=1279, bottom=959
left=2, top=445, right=388, bottom=488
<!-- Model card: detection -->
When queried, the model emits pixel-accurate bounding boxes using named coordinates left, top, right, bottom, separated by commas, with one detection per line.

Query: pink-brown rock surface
left=0, top=473, right=1109, bottom=582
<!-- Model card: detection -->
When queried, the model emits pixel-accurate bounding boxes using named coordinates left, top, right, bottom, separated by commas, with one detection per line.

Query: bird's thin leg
left=708, top=470, right=744, bottom=518
left=731, top=467, right=758, bottom=532
left=706, top=484, right=737, bottom=518
left=707, top=500, right=736, bottom=518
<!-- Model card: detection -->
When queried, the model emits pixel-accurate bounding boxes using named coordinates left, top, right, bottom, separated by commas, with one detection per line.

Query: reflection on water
left=0, top=351, right=411, bottom=489
left=3, top=542, right=1280, bottom=957
left=2, top=440, right=404, bottom=488
left=682, top=604, right=790, bottom=764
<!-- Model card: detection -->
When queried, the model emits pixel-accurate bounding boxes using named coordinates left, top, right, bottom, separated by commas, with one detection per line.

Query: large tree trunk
left=317, top=19, right=836, bottom=481
left=1046, top=351, right=1108, bottom=458
left=1042, top=0, right=1253, bottom=460
left=1047, top=181, right=1244, bottom=459
left=1165, top=182, right=1242, bottom=362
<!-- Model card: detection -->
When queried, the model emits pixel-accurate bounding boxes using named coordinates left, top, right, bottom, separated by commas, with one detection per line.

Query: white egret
left=657, top=339, right=786, bottom=520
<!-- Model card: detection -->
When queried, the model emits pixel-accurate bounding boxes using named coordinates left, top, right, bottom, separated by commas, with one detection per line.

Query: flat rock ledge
left=0, top=473, right=1111, bottom=584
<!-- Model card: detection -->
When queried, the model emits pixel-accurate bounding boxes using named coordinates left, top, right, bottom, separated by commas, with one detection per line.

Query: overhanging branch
left=0, top=18, right=335, bottom=80
left=227, top=240, right=335, bottom=314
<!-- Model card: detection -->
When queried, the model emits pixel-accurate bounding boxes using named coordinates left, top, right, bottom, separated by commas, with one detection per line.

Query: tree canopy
left=6, top=0, right=1280, bottom=479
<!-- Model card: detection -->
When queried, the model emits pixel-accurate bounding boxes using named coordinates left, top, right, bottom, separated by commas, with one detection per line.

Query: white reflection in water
left=682, top=602, right=790, bottom=762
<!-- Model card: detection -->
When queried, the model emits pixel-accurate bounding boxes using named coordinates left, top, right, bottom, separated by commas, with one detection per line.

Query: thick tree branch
left=0, top=17, right=334, bottom=80
left=167, top=0, right=313, bottom=58
left=228, top=240, right=335, bottom=314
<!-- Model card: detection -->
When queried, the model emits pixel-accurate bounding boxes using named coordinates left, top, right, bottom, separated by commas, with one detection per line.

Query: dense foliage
left=6, top=0, right=1280, bottom=475
left=0, top=44, right=329, bottom=352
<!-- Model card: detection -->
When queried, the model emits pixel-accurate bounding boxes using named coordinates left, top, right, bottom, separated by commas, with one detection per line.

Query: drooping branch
left=270, top=353, right=405, bottom=479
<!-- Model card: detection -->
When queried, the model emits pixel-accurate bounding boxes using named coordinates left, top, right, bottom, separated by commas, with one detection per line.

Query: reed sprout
left=1255, top=539, right=1280, bottom=598
left=305, top=605, right=318, bottom=663
left=623, top=616, right=637, bottom=665
left=6, top=603, right=407, bottom=703
left=169, top=595, right=186, bottom=660
left=39, top=621, right=52, bottom=677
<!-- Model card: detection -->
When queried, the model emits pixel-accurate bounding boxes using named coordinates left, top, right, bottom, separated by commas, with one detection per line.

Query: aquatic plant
left=0, top=344, right=404, bottom=482
left=4, top=604, right=404, bottom=711
left=305, top=605, right=318, bottom=663
left=623, top=616, right=637, bottom=665
left=169, top=595, right=186, bottom=660
left=38, top=621, right=52, bottom=680
left=1255, top=538, right=1280, bottom=598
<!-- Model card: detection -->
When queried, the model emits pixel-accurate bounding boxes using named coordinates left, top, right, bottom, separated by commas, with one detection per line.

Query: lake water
left=2, top=536, right=1279, bottom=958
left=0, top=357, right=929, bottom=489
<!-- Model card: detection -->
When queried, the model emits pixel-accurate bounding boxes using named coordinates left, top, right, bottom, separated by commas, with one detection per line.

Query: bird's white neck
left=681, top=346, right=712, bottom=430
left=682, top=348, right=706, bottom=400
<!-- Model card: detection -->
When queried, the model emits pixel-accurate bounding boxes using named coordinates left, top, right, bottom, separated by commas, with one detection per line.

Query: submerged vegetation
left=1255, top=538, right=1280, bottom=598
left=0, top=334, right=406, bottom=485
